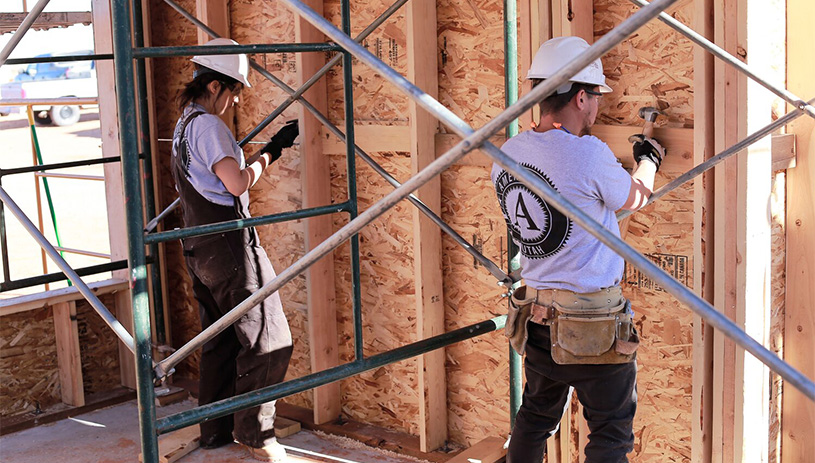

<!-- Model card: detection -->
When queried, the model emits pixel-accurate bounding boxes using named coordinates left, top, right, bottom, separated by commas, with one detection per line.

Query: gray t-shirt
left=491, top=129, right=631, bottom=293
left=172, top=103, right=245, bottom=206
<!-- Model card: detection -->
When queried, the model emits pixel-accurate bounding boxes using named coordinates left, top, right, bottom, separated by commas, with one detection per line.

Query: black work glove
left=261, top=119, right=299, bottom=163
left=630, top=134, right=666, bottom=171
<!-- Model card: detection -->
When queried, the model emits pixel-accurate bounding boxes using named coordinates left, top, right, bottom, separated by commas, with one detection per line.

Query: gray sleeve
left=189, top=115, right=240, bottom=173
left=589, top=141, right=632, bottom=211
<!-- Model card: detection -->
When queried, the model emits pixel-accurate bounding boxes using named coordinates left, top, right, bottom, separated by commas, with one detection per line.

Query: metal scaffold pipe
left=0, top=0, right=51, bottom=67
left=155, top=0, right=677, bottom=380
left=631, top=0, right=815, bottom=120
left=0, top=186, right=137, bottom=355
left=277, top=0, right=815, bottom=401
left=149, top=0, right=511, bottom=284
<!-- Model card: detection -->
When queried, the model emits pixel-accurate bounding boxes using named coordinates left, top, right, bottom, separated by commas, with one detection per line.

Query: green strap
left=28, top=110, right=70, bottom=286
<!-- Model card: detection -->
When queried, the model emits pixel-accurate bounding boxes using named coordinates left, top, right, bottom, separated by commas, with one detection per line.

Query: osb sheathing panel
left=0, top=295, right=121, bottom=418
left=330, top=153, right=420, bottom=435
left=77, top=294, right=122, bottom=394
left=595, top=0, right=695, bottom=128
left=441, top=165, right=512, bottom=445
left=0, top=307, right=60, bottom=418
left=619, top=179, right=695, bottom=462
left=591, top=2, right=696, bottom=460
left=231, top=0, right=312, bottom=409
left=438, top=0, right=506, bottom=128
left=325, top=0, right=409, bottom=124
left=149, top=0, right=203, bottom=381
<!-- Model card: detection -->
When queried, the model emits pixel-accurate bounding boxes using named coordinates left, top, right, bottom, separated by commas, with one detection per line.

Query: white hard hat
left=190, top=38, right=251, bottom=88
left=526, top=36, right=612, bottom=94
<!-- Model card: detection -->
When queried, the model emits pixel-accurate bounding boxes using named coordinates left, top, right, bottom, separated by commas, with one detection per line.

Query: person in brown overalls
left=171, top=38, right=297, bottom=462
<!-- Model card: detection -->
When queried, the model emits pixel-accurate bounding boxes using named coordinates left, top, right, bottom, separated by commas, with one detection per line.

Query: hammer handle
left=642, top=120, right=655, bottom=138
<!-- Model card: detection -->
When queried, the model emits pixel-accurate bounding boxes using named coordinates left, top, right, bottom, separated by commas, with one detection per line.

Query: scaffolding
left=0, top=0, right=814, bottom=461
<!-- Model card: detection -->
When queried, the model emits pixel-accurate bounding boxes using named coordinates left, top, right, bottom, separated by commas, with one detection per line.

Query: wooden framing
left=91, top=0, right=135, bottom=391
left=195, top=0, right=234, bottom=130
left=0, top=12, right=93, bottom=34
left=295, top=0, right=341, bottom=425
left=783, top=0, right=815, bottom=460
left=53, top=301, right=84, bottom=407
left=141, top=0, right=173, bottom=351
left=407, top=0, right=446, bottom=452
left=692, top=0, right=715, bottom=460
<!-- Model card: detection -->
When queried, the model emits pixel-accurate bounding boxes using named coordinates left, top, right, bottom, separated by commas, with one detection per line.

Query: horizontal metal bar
left=53, top=246, right=111, bottom=259
left=0, top=185, right=136, bottom=354
left=631, top=0, right=815, bottom=120
left=133, top=43, right=340, bottom=59
left=154, top=0, right=670, bottom=380
left=0, top=260, right=128, bottom=292
left=0, top=97, right=98, bottom=107
left=0, top=156, right=119, bottom=177
left=4, top=53, right=113, bottom=65
left=618, top=100, right=812, bottom=220
left=144, top=202, right=351, bottom=244
left=35, top=172, right=105, bottom=181
left=156, top=315, right=506, bottom=433
left=283, top=0, right=815, bottom=402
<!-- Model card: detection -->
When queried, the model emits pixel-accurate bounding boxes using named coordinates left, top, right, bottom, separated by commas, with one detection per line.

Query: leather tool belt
left=506, top=285, right=639, bottom=364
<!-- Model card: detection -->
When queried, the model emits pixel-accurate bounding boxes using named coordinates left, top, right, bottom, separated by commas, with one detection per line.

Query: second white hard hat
left=190, top=38, right=252, bottom=88
left=526, top=36, right=612, bottom=94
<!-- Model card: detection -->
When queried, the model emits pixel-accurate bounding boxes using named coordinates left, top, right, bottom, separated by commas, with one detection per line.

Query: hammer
left=628, top=106, right=663, bottom=143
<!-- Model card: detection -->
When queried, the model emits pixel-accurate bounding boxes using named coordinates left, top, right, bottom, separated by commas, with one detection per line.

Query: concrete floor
left=0, top=399, right=429, bottom=463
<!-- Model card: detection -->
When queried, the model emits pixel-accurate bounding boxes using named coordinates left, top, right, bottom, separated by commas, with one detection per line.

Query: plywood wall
left=0, top=307, right=61, bottom=418
left=144, top=0, right=793, bottom=458
left=593, top=1, right=696, bottom=460
left=0, top=293, right=121, bottom=418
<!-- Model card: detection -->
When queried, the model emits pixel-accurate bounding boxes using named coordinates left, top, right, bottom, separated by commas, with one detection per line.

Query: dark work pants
left=185, top=232, right=293, bottom=449
left=507, top=323, right=637, bottom=463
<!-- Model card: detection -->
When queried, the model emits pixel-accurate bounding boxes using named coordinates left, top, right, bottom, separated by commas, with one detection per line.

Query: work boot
left=241, top=439, right=287, bottom=462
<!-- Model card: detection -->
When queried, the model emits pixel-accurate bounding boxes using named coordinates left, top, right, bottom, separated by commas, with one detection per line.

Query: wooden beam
left=783, top=0, right=815, bottom=460
left=325, top=124, right=696, bottom=171
left=692, top=0, right=715, bottom=461
left=0, top=12, right=93, bottom=34
left=446, top=437, right=506, bottom=463
left=141, top=0, right=173, bottom=349
left=91, top=0, right=134, bottom=390
left=115, top=289, right=136, bottom=390
left=0, top=278, right=128, bottom=316
left=195, top=0, right=233, bottom=131
left=295, top=0, right=340, bottom=425
left=407, top=0, right=446, bottom=452
left=53, top=301, right=84, bottom=407
left=711, top=0, right=742, bottom=461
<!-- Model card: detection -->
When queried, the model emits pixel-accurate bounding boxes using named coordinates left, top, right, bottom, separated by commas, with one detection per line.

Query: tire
left=34, top=111, right=52, bottom=125
left=49, top=105, right=80, bottom=127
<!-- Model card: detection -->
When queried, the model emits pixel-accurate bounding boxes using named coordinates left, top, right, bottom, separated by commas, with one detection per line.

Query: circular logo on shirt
left=494, top=164, right=572, bottom=259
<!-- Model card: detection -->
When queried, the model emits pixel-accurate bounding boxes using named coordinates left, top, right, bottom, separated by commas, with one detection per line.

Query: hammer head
left=638, top=106, right=664, bottom=123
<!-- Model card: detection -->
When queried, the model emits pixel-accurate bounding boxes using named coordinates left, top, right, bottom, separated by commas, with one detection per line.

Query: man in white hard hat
left=492, top=36, right=666, bottom=462
left=173, top=38, right=297, bottom=462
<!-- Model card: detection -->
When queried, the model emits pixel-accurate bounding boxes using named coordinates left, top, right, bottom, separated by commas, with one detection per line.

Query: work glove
left=261, top=119, right=299, bottom=163
left=630, top=134, right=666, bottom=171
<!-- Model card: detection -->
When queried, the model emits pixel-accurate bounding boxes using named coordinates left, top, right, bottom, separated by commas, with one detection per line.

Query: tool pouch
left=506, top=285, right=536, bottom=355
left=550, top=299, right=639, bottom=365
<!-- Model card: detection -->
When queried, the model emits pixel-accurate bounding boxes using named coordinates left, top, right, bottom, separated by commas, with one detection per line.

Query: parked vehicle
left=0, top=50, right=98, bottom=126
